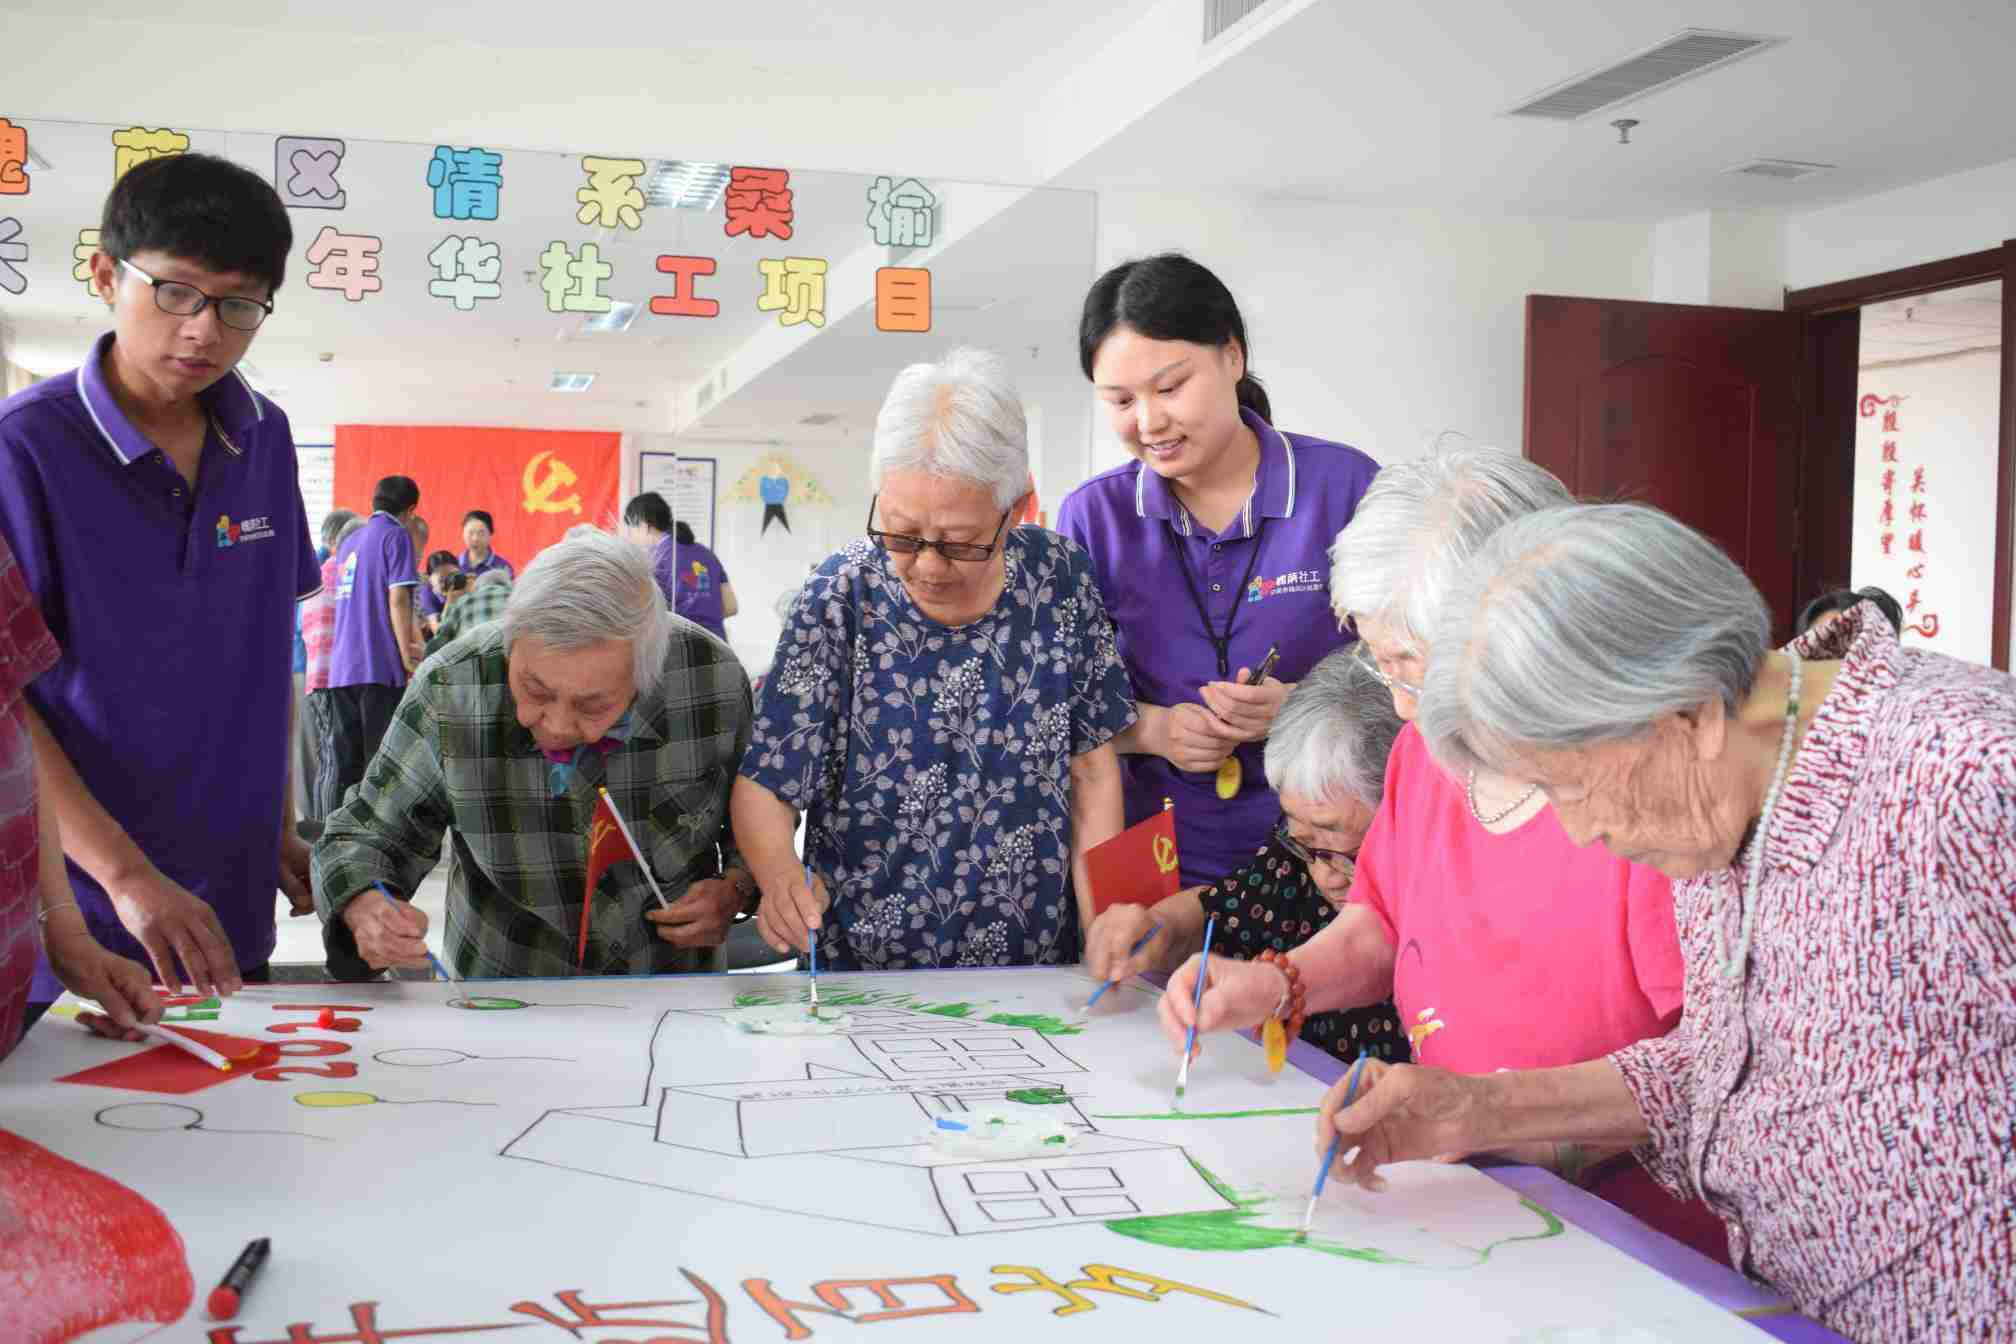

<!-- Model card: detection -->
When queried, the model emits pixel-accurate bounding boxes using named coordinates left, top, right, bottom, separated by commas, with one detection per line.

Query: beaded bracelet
left=1255, top=948, right=1307, bottom=1040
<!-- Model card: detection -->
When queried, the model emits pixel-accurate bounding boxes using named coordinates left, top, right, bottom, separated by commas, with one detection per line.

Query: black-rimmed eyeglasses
left=866, top=494, right=1013, bottom=563
left=119, top=258, right=275, bottom=332
left=1274, top=817, right=1357, bottom=872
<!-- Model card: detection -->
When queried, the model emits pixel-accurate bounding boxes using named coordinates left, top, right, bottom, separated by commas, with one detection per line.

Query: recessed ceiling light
left=550, top=371, right=597, bottom=392
left=1723, top=158, right=1834, bottom=181
left=579, top=301, right=640, bottom=333
left=644, top=160, right=731, bottom=211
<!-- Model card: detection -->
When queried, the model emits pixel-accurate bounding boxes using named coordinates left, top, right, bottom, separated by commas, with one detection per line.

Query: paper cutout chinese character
left=725, top=166, right=794, bottom=239
left=990, top=1263, right=1266, bottom=1319
left=0, top=119, right=27, bottom=196
left=427, top=145, right=503, bottom=221
left=876, top=266, right=931, bottom=332
left=578, top=156, right=646, bottom=230
left=1880, top=468, right=1896, bottom=495
left=1907, top=530, right=1925, bottom=554
left=1907, top=563, right=1926, bottom=580
left=756, top=257, right=826, bottom=328
left=743, top=1275, right=978, bottom=1339
left=1878, top=499, right=1894, bottom=526
left=0, top=217, right=25, bottom=295
left=650, top=255, right=718, bottom=318
left=1909, top=502, right=1927, bottom=523
left=1882, top=409, right=1899, bottom=433
left=1907, top=589, right=1922, bottom=613
left=427, top=235, right=503, bottom=311
left=304, top=225, right=383, bottom=302
left=111, top=126, right=189, bottom=180
left=275, top=135, right=347, bottom=210
left=73, top=227, right=99, bottom=289
left=867, top=176, right=936, bottom=247
left=1880, top=440, right=1898, bottom=463
left=539, top=241, right=612, bottom=314
left=1911, top=467, right=1927, bottom=494
left=1880, top=532, right=1894, bottom=557
left=1905, top=613, right=1940, bottom=639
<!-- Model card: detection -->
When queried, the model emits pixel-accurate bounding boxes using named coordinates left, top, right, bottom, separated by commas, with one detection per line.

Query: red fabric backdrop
left=332, top=426, right=622, bottom=570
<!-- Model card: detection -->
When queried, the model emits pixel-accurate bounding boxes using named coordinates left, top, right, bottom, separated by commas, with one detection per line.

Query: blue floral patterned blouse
left=742, top=528, right=1137, bottom=970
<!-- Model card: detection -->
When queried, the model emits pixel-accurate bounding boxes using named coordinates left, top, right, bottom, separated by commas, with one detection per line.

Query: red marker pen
left=206, top=1237, right=271, bottom=1320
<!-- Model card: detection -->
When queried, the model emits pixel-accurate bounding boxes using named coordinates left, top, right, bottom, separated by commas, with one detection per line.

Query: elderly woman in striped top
left=1322, top=503, right=2016, bottom=1342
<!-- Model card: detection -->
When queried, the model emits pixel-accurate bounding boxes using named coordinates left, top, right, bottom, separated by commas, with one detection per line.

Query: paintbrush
left=1300, top=1049, right=1372, bottom=1243
left=1173, top=915, right=1217, bottom=1108
left=1085, top=921, right=1164, bottom=1009
left=376, top=882, right=457, bottom=989
left=804, top=862, right=820, bottom=1019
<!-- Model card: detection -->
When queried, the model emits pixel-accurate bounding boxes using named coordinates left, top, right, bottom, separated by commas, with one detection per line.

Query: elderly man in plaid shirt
left=312, top=530, right=755, bottom=980
left=423, top=565, right=513, bottom=658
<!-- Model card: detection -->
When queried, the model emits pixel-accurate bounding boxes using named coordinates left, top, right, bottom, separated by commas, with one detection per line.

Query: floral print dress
left=1198, top=833, right=1409, bottom=1065
left=742, top=528, right=1136, bottom=970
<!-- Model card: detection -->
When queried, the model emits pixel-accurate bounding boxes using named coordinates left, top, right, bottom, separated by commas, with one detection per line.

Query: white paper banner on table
left=0, top=969, right=1762, bottom=1342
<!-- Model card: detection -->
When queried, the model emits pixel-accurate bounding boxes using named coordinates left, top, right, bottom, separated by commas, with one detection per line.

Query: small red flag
left=1084, top=808, right=1182, bottom=916
left=579, top=790, right=632, bottom=967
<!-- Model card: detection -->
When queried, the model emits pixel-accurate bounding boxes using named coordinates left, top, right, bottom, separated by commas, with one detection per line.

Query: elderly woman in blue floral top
left=733, top=349, right=1136, bottom=969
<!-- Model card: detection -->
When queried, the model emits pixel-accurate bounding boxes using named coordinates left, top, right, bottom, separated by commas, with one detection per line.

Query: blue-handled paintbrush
left=1300, top=1049, right=1372, bottom=1243
left=1172, top=915, right=1217, bottom=1108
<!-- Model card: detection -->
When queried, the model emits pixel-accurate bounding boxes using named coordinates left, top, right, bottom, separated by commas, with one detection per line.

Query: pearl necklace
left=1466, top=769, right=1539, bottom=826
left=1718, top=653, right=1802, bottom=982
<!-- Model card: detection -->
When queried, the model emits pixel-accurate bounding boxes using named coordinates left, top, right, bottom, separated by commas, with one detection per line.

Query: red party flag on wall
left=1084, top=808, right=1182, bottom=916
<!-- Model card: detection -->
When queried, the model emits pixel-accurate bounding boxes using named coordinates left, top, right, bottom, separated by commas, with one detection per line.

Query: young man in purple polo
left=0, top=152, right=321, bottom=1011
left=324, top=475, right=424, bottom=813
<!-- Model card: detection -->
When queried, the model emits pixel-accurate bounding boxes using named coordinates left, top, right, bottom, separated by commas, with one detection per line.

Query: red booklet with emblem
left=1084, top=808, right=1182, bottom=915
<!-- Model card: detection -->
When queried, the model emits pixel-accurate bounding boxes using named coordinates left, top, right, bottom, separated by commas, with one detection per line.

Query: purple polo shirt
left=0, top=332, right=320, bottom=995
left=328, top=513, right=418, bottom=689
left=460, top=549, right=514, bottom=580
left=416, top=578, right=446, bottom=620
left=652, top=535, right=730, bottom=640
left=1056, top=407, right=1379, bottom=886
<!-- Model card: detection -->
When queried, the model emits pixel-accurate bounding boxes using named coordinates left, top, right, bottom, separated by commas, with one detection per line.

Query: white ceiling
left=1059, top=0, right=2016, bottom=216
left=1859, top=279, right=2002, bottom=365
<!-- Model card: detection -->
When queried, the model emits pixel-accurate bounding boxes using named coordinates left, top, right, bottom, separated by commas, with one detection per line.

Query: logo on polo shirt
left=1246, top=567, right=1324, bottom=603
left=336, top=552, right=359, bottom=601
left=215, top=513, right=277, bottom=548
left=681, top=561, right=710, bottom=592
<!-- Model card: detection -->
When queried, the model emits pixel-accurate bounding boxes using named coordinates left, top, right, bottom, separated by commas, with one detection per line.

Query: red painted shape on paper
left=0, top=1129, right=194, bottom=1343
left=56, top=1029, right=279, bottom=1095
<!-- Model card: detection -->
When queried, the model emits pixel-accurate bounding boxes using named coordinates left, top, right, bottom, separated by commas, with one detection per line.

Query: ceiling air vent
left=1505, top=29, right=1782, bottom=120
left=1203, top=0, right=1276, bottom=43
left=1724, top=158, right=1833, bottom=181
left=799, top=412, right=839, bottom=427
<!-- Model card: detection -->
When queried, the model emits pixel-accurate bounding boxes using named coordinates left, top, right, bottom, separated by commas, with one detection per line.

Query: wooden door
left=1525, top=296, right=1804, bottom=640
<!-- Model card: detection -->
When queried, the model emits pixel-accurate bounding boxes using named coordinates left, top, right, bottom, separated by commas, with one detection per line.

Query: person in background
left=461, top=509, right=513, bottom=580
left=1325, top=504, right=2016, bottom=1341
left=620, top=494, right=738, bottom=641
left=0, top=528, right=161, bottom=1061
left=0, top=152, right=320, bottom=1009
left=1163, top=446, right=1718, bottom=1264
left=1058, top=253, right=1380, bottom=890
left=305, top=514, right=367, bottom=823
left=313, top=531, right=752, bottom=980
left=425, top=567, right=509, bottom=657
left=1086, top=648, right=1409, bottom=1067
left=734, top=348, right=1134, bottom=970
left=293, top=508, right=358, bottom=822
left=415, top=549, right=460, bottom=634
left=324, top=475, right=423, bottom=817
left=1798, top=584, right=1903, bottom=638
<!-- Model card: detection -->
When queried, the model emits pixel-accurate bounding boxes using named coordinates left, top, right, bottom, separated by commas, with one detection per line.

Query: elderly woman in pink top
left=1322, top=504, right=2016, bottom=1342
left=1162, top=446, right=1723, bottom=1259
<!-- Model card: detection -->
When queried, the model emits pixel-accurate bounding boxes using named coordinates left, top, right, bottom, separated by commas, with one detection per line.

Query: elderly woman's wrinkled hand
left=1318, top=1062, right=1488, bottom=1193
left=1086, top=903, right=1170, bottom=986
left=1157, top=953, right=1284, bottom=1057
left=756, top=870, right=830, bottom=955
left=1199, top=673, right=1291, bottom=743
left=1161, top=702, right=1242, bottom=773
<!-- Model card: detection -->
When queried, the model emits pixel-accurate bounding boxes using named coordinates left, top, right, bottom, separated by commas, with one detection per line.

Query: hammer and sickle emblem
left=590, top=818, right=615, bottom=853
left=523, top=450, right=583, bottom=515
left=1151, top=835, right=1177, bottom=875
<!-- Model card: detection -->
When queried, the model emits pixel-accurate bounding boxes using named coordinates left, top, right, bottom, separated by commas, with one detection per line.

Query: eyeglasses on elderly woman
left=1349, top=640, right=1423, bottom=699
left=865, top=494, right=1014, bottom=563
left=1273, top=815, right=1357, bottom=872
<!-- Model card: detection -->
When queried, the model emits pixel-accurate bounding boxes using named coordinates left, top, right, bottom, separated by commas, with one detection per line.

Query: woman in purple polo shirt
left=460, top=509, right=514, bottom=581
left=1057, top=254, right=1379, bottom=886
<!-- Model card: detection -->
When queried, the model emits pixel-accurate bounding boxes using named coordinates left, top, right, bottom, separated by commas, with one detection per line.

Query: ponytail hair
left=1080, top=253, right=1270, bottom=423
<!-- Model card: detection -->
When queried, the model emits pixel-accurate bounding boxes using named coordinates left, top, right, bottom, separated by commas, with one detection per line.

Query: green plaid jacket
left=423, top=580, right=511, bottom=658
left=312, top=621, right=751, bottom=978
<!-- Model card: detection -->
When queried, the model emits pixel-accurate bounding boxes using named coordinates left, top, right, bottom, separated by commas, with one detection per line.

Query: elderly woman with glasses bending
left=1160, top=447, right=1730, bottom=1264
left=1085, top=647, right=1409, bottom=1065
left=1320, top=505, right=2016, bottom=1343
left=732, top=349, right=1136, bottom=970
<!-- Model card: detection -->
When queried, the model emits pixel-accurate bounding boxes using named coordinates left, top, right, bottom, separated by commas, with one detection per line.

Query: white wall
left=1851, top=348, right=2002, bottom=666
left=1093, top=193, right=1655, bottom=466
left=1652, top=211, right=1786, bottom=311
left=1788, top=155, right=2016, bottom=291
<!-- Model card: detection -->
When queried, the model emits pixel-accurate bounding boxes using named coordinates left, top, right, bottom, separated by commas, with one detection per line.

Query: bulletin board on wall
left=640, top=452, right=718, bottom=550
left=297, top=444, right=335, bottom=550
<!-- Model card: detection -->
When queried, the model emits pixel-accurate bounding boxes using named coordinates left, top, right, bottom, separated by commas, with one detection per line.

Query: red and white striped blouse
left=1612, top=603, right=2016, bottom=1341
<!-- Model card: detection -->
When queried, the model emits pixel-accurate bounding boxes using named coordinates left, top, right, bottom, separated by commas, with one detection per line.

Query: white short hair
left=502, top=529, right=670, bottom=696
left=331, top=515, right=367, bottom=549
left=1329, top=444, right=1571, bottom=652
left=1419, top=503, right=1771, bottom=775
left=1263, top=648, right=1404, bottom=807
left=870, top=347, right=1029, bottom=510
left=474, top=567, right=512, bottom=591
